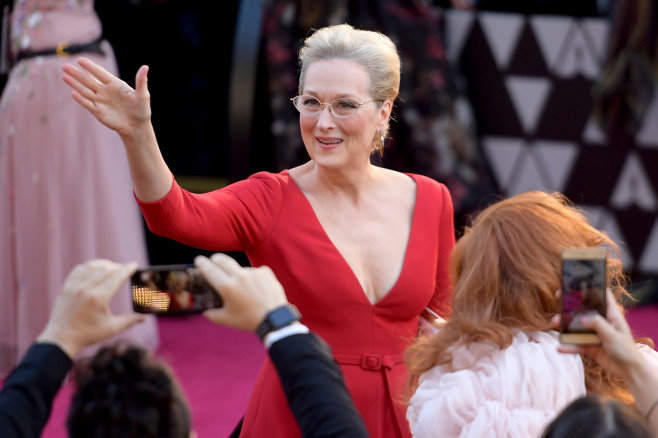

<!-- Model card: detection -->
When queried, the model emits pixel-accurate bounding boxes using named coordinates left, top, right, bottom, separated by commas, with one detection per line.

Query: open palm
left=62, top=57, right=151, bottom=138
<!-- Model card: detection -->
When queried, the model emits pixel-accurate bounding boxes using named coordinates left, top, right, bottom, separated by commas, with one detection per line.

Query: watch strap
left=256, top=304, right=301, bottom=341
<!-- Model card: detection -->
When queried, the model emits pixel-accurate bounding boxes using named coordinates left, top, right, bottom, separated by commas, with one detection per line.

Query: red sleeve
left=428, top=184, right=455, bottom=318
left=136, top=172, right=284, bottom=252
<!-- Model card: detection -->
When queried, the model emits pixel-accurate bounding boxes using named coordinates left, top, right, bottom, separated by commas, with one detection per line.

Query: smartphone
left=130, top=264, right=223, bottom=315
left=560, top=247, right=607, bottom=345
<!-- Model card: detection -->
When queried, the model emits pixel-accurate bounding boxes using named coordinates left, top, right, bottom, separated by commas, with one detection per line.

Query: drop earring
left=379, top=130, right=385, bottom=151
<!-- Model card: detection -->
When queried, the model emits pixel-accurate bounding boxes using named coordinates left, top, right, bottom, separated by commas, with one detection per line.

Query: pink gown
left=0, top=0, right=159, bottom=377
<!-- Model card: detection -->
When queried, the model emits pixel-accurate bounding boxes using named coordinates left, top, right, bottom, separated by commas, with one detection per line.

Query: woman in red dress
left=62, top=23, right=455, bottom=437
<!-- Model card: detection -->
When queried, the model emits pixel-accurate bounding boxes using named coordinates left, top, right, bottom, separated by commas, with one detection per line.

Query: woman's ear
left=379, top=100, right=393, bottom=127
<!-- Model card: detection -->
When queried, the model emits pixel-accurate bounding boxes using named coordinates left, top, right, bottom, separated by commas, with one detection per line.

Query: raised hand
left=37, top=259, right=145, bottom=359
left=557, top=289, right=642, bottom=380
left=63, top=56, right=173, bottom=202
left=556, top=289, right=658, bottom=429
left=195, top=253, right=288, bottom=332
left=62, top=57, right=151, bottom=139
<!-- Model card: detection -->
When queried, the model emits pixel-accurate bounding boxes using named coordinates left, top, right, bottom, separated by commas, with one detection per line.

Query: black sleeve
left=0, top=343, right=73, bottom=438
left=268, top=333, right=369, bottom=438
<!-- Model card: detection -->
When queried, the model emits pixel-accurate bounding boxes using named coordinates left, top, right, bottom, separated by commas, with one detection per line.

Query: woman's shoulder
left=247, top=169, right=290, bottom=182
left=391, top=172, right=451, bottom=212
left=210, top=170, right=293, bottom=207
left=401, top=172, right=451, bottom=202
left=403, top=172, right=447, bottom=188
left=408, top=331, right=586, bottom=438
left=228, top=170, right=294, bottom=192
left=499, top=331, right=584, bottom=380
left=424, top=331, right=580, bottom=378
left=412, top=331, right=585, bottom=401
left=373, top=169, right=448, bottom=194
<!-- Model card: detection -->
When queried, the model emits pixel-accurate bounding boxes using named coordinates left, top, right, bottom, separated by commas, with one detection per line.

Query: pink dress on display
left=0, top=0, right=159, bottom=377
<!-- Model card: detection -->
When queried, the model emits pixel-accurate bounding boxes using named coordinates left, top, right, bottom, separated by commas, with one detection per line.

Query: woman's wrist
left=36, top=330, right=80, bottom=360
left=625, top=355, right=658, bottom=416
left=121, top=120, right=155, bottom=149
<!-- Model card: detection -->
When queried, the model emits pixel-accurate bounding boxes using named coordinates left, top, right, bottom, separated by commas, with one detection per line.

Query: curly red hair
left=405, top=191, right=644, bottom=403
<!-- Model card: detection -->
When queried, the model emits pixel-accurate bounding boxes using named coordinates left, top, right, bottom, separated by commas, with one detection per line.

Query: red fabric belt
left=333, top=353, right=410, bottom=436
left=333, top=353, right=405, bottom=371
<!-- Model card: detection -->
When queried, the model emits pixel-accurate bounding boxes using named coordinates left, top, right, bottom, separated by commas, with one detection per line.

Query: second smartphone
left=560, top=247, right=607, bottom=345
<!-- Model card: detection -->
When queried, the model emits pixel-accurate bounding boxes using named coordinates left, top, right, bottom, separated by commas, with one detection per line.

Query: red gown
left=138, top=170, right=454, bottom=438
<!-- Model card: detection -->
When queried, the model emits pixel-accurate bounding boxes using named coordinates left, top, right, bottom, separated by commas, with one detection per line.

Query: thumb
left=135, top=65, right=150, bottom=95
left=113, top=313, right=146, bottom=334
left=202, top=307, right=230, bottom=325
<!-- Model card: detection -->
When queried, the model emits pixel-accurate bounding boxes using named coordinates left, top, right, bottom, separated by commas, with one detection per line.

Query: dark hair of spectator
left=67, top=344, right=192, bottom=438
left=541, top=396, right=653, bottom=438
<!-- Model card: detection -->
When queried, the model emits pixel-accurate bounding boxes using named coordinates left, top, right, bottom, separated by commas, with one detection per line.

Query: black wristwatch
left=256, top=304, right=302, bottom=341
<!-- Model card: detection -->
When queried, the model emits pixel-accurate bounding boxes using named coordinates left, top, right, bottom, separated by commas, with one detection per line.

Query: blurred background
left=8, top=0, right=658, bottom=304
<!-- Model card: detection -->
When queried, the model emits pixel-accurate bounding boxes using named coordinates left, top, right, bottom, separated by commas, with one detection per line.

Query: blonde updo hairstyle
left=297, top=24, right=401, bottom=154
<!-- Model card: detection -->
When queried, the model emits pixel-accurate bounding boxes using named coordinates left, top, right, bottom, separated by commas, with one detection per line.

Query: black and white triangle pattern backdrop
left=445, top=10, right=658, bottom=283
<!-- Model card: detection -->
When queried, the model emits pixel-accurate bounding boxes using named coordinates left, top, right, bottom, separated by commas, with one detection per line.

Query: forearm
left=0, top=344, right=72, bottom=438
left=121, top=122, right=173, bottom=202
left=625, top=357, right=658, bottom=431
left=269, top=334, right=368, bottom=438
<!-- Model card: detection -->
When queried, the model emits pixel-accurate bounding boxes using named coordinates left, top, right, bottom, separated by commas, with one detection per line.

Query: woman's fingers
left=62, top=65, right=108, bottom=112
left=604, top=290, right=632, bottom=335
left=62, top=63, right=102, bottom=93
left=76, top=56, right=119, bottom=85
left=68, top=89, right=95, bottom=113
left=61, top=259, right=114, bottom=294
left=557, top=343, right=585, bottom=355
left=95, top=262, right=139, bottom=301
left=63, top=57, right=137, bottom=104
left=194, top=255, right=237, bottom=305
left=62, top=71, right=95, bottom=105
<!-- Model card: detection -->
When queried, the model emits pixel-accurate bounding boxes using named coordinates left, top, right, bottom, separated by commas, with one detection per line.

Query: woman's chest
left=250, top=202, right=440, bottom=320
left=309, top=197, right=416, bottom=303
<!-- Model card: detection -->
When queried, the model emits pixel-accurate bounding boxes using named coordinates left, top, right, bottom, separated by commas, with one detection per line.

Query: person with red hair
left=405, top=191, right=658, bottom=437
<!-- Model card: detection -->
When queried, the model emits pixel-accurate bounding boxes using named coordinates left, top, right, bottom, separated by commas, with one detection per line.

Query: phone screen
left=131, top=264, right=222, bottom=315
left=560, top=248, right=607, bottom=345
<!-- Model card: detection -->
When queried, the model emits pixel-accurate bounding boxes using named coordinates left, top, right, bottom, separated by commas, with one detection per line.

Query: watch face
left=257, top=304, right=301, bottom=340
left=269, top=306, right=298, bottom=325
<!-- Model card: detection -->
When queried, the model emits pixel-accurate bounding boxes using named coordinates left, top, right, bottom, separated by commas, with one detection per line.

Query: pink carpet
left=29, top=303, right=658, bottom=437
left=41, top=314, right=265, bottom=437
left=626, top=303, right=658, bottom=342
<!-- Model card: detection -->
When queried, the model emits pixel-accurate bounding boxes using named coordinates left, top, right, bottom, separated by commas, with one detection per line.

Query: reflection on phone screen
left=562, top=258, right=606, bottom=334
left=131, top=265, right=222, bottom=315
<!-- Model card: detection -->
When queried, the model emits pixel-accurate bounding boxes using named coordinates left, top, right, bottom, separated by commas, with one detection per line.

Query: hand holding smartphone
left=560, top=247, right=607, bottom=345
left=131, top=264, right=223, bottom=315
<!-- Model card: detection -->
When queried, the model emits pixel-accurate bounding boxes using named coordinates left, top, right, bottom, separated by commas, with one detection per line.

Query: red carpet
left=30, top=304, right=658, bottom=437
left=41, top=314, right=266, bottom=437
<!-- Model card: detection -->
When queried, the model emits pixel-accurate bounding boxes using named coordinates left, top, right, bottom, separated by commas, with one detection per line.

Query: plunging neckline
left=285, top=170, right=420, bottom=306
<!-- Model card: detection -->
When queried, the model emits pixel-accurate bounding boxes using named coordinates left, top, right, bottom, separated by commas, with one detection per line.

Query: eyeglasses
left=290, top=95, right=381, bottom=119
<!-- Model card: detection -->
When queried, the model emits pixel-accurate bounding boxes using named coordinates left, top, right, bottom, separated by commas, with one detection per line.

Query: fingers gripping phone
left=131, top=264, right=222, bottom=315
left=560, top=247, right=607, bottom=345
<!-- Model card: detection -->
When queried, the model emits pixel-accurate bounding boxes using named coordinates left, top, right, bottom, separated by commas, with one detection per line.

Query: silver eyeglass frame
left=290, top=95, right=382, bottom=119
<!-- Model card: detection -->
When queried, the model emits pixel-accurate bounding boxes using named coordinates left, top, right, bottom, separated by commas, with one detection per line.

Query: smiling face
left=299, top=58, right=391, bottom=171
